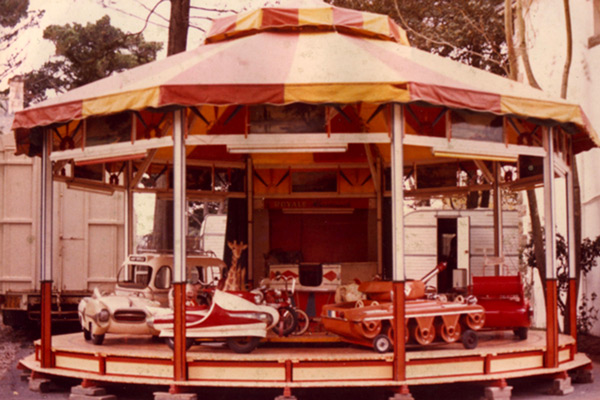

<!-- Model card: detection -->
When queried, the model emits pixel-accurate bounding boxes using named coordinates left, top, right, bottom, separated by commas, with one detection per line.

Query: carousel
left=11, top=1, right=598, bottom=399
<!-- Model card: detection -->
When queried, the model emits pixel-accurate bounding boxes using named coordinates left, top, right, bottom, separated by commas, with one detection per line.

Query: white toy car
left=78, top=253, right=226, bottom=345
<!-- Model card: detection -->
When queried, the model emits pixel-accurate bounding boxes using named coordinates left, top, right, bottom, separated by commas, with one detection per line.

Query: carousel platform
left=19, top=330, right=591, bottom=390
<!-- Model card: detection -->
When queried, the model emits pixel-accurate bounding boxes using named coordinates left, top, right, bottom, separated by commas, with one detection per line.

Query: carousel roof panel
left=205, top=1, right=408, bottom=45
left=11, top=2, right=599, bottom=152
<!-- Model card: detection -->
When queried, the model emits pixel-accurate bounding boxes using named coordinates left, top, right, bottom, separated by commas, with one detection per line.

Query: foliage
left=0, top=0, right=29, bottom=28
left=522, top=232, right=600, bottom=328
left=23, top=15, right=162, bottom=106
left=328, top=0, right=508, bottom=76
left=0, top=0, right=44, bottom=82
left=577, top=293, right=598, bottom=335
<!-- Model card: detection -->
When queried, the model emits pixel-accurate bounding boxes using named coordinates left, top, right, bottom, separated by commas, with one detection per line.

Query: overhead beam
left=129, top=148, right=158, bottom=189
left=50, top=133, right=391, bottom=162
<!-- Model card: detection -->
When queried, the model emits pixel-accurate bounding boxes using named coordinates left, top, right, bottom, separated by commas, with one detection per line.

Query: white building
left=524, top=0, right=600, bottom=335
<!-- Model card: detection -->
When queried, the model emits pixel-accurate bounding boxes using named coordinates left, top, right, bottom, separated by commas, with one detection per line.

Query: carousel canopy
left=12, top=1, right=599, bottom=153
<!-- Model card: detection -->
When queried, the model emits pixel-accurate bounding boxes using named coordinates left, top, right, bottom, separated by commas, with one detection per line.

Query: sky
left=1, top=0, right=281, bottom=91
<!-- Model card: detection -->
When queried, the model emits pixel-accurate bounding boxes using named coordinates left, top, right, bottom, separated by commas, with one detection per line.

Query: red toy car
left=471, top=274, right=532, bottom=340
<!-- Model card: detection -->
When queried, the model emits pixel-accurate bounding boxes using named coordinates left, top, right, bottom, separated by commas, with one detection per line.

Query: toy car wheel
left=461, top=329, right=478, bottom=350
left=165, top=337, right=194, bottom=350
left=83, top=328, right=91, bottom=341
left=91, top=333, right=105, bottom=345
left=226, top=337, right=260, bottom=354
left=292, top=309, right=310, bottom=336
left=373, top=334, right=393, bottom=353
left=514, top=327, right=528, bottom=340
left=272, top=306, right=298, bottom=337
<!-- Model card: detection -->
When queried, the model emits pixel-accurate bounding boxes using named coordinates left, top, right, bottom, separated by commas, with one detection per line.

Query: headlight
left=98, top=309, right=110, bottom=323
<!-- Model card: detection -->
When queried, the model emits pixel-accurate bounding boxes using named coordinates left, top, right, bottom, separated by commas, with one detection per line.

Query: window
left=249, top=104, right=326, bottom=133
left=291, top=171, right=337, bottom=193
left=118, top=264, right=152, bottom=288
left=155, top=265, right=172, bottom=289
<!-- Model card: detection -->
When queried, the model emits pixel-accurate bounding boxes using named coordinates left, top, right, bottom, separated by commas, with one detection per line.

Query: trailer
left=0, top=134, right=125, bottom=326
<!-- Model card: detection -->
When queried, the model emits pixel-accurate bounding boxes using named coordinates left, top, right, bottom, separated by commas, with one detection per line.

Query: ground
left=1, top=316, right=599, bottom=399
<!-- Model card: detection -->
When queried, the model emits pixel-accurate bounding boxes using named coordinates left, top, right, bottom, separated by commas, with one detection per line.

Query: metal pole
left=391, top=104, right=406, bottom=382
left=492, top=162, right=503, bottom=275
left=543, top=127, right=558, bottom=368
left=566, top=151, right=577, bottom=338
left=125, top=161, right=134, bottom=255
left=172, top=109, right=187, bottom=381
left=40, top=129, right=53, bottom=368
left=247, top=157, right=253, bottom=284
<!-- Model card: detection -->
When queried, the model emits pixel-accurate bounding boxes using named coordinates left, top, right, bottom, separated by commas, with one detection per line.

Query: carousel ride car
left=321, top=262, right=487, bottom=352
left=78, top=252, right=226, bottom=345
left=149, top=288, right=280, bottom=353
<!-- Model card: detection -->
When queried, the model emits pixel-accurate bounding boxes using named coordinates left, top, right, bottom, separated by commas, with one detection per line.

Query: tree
left=329, top=0, right=508, bottom=76
left=168, top=0, right=190, bottom=55
left=22, top=15, right=162, bottom=106
left=0, top=0, right=44, bottom=83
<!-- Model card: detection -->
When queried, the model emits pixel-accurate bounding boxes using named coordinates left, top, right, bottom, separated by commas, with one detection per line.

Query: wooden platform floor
left=20, top=330, right=592, bottom=389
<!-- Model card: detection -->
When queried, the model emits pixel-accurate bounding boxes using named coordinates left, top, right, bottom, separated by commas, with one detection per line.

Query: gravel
left=0, top=316, right=31, bottom=381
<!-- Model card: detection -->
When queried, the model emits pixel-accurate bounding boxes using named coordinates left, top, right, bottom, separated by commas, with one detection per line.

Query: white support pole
left=40, top=129, right=53, bottom=282
left=173, top=110, right=187, bottom=283
left=543, top=126, right=559, bottom=367
left=247, top=157, right=253, bottom=283
left=391, top=104, right=405, bottom=282
left=543, top=128, right=557, bottom=280
left=566, top=169, right=576, bottom=280
left=125, top=161, right=134, bottom=255
left=492, top=162, right=503, bottom=275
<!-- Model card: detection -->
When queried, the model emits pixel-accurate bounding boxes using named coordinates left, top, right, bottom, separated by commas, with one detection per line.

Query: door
left=455, top=216, right=470, bottom=288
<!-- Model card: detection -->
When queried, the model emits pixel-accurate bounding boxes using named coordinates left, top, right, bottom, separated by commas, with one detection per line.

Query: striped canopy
left=12, top=1, right=599, bottom=152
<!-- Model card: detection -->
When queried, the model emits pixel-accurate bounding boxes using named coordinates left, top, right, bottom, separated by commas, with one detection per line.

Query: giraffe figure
left=221, top=240, right=248, bottom=291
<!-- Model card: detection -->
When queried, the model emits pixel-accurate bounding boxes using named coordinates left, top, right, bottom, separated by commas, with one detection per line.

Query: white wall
left=526, top=0, right=600, bottom=335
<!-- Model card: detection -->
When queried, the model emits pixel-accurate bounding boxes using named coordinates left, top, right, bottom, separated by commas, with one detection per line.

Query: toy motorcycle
left=252, top=273, right=310, bottom=337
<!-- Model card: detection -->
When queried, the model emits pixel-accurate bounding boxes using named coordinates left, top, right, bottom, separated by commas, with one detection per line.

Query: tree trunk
left=509, top=0, right=546, bottom=297
left=560, top=0, right=573, bottom=99
left=504, top=0, right=518, bottom=80
left=558, top=0, right=578, bottom=336
left=515, top=0, right=542, bottom=90
left=167, top=0, right=190, bottom=56
left=527, top=189, right=547, bottom=302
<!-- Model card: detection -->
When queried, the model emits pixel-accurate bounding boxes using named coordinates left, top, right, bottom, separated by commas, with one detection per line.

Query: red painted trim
left=545, top=279, right=559, bottom=368
left=99, top=355, right=106, bottom=375
left=173, top=283, right=187, bottom=381
left=285, top=359, right=292, bottom=383
left=393, top=281, right=406, bottom=381
left=484, top=354, right=492, bottom=374
left=40, top=282, right=53, bottom=368
left=569, top=279, right=577, bottom=339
